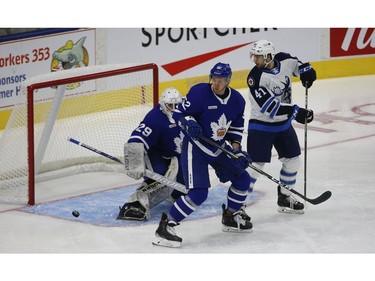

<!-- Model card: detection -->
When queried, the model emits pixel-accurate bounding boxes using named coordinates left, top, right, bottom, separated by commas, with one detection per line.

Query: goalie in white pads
left=117, top=88, right=185, bottom=221
left=246, top=40, right=316, bottom=214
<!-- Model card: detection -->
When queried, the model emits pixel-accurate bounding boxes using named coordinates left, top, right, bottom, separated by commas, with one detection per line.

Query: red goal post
left=0, top=63, right=159, bottom=205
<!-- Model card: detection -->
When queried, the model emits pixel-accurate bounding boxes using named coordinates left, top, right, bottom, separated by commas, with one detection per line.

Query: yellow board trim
left=159, top=56, right=375, bottom=95
left=1, top=56, right=375, bottom=131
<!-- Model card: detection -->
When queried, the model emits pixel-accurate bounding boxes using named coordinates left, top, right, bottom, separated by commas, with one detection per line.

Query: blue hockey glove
left=299, top=62, right=316, bottom=89
left=224, top=143, right=252, bottom=169
left=293, top=105, right=314, bottom=124
left=233, top=148, right=252, bottom=169
left=178, top=116, right=202, bottom=140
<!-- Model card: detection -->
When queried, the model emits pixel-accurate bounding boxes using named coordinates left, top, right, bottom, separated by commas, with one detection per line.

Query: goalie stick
left=67, top=137, right=188, bottom=194
left=200, top=136, right=331, bottom=205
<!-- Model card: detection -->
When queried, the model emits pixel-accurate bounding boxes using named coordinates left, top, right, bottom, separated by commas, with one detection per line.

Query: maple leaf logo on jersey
left=210, top=114, right=231, bottom=141
left=174, top=131, right=184, bottom=154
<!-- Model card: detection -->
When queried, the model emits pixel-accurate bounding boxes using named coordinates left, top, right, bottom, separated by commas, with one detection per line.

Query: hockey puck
left=72, top=210, right=80, bottom=217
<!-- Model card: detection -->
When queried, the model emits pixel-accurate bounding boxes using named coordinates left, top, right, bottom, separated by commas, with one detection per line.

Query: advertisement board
left=0, top=29, right=95, bottom=109
left=330, top=28, right=375, bottom=57
left=106, top=28, right=321, bottom=82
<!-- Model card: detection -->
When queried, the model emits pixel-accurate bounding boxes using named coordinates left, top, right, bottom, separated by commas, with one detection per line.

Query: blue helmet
left=209, top=62, right=232, bottom=81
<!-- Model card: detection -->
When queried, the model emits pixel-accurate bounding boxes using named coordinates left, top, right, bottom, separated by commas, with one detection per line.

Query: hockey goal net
left=0, top=63, right=158, bottom=205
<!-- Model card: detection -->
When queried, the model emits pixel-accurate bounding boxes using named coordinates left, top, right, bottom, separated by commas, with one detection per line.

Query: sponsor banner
left=106, top=28, right=321, bottom=81
left=330, top=28, right=375, bottom=57
left=0, top=29, right=95, bottom=110
left=0, top=28, right=321, bottom=111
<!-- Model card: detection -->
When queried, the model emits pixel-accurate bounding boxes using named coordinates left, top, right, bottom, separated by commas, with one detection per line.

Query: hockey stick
left=304, top=85, right=309, bottom=200
left=200, top=136, right=331, bottom=205
left=67, top=137, right=188, bottom=194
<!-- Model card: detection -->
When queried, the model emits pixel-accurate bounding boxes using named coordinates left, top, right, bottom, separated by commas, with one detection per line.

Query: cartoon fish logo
left=50, top=37, right=89, bottom=89
left=51, top=36, right=89, bottom=71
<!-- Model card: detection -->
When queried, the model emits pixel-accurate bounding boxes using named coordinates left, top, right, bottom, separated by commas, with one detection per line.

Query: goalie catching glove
left=178, top=116, right=202, bottom=140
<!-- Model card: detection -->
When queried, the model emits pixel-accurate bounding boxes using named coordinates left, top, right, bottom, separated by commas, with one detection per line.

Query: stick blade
left=307, top=191, right=332, bottom=205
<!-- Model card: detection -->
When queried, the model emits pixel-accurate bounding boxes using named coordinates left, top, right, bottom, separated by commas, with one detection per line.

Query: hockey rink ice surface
left=0, top=75, right=374, bottom=278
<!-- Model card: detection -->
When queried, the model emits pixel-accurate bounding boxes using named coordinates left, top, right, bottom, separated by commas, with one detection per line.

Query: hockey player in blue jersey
left=246, top=39, right=316, bottom=214
left=152, top=62, right=253, bottom=248
left=117, top=87, right=185, bottom=221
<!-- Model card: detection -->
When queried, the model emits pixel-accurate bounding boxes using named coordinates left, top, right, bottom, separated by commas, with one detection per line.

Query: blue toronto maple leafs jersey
left=246, top=52, right=300, bottom=132
left=128, top=104, right=184, bottom=158
left=173, top=83, right=246, bottom=156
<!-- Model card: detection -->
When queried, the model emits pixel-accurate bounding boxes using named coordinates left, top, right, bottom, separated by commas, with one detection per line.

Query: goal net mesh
left=0, top=63, right=158, bottom=204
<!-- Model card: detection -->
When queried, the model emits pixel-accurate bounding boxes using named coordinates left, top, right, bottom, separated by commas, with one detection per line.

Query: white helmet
left=251, top=39, right=276, bottom=60
left=160, top=87, right=182, bottom=116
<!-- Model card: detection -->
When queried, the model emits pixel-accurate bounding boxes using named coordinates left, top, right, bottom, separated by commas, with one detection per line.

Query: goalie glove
left=299, top=62, right=316, bottom=89
left=178, top=116, right=202, bottom=140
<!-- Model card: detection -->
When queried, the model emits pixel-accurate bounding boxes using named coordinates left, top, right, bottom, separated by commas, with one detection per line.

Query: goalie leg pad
left=139, top=156, right=180, bottom=218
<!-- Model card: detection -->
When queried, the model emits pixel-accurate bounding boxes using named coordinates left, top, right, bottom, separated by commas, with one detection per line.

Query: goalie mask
left=250, top=39, right=276, bottom=60
left=160, top=87, right=182, bottom=117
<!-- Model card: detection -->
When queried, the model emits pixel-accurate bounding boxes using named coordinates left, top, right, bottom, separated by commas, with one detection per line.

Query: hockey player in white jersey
left=117, top=88, right=185, bottom=221
left=246, top=39, right=316, bottom=214
left=152, top=63, right=253, bottom=248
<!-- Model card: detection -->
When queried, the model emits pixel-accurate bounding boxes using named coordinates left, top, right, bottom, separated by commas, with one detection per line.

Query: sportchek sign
left=330, top=28, right=375, bottom=57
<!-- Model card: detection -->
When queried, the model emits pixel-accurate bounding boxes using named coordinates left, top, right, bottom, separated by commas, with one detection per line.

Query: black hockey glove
left=178, top=116, right=202, bottom=140
left=299, top=62, right=316, bottom=89
left=295, top=106, right=314, bottom=124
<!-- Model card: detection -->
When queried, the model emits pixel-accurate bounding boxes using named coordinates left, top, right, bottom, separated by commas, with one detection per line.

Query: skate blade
left=222, top=226, right=253, bottom=233
left=277, top=207, right=304, bottom=214
left=152, top=237, right=181, bottom=248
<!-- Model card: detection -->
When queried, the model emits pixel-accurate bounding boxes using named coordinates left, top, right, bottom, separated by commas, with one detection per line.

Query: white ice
left=1, top=75, right=374, bottom=280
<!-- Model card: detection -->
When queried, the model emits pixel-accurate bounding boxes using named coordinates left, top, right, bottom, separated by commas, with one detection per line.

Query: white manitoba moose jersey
left=246, top=52, right=301, bottom=132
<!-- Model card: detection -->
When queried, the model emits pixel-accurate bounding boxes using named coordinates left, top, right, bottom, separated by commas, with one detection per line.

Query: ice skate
left=116, top=201, right=146, bottom=221
left=277, top=186, right=304, bottom=214
left=221, top=204, right=253, bottom=233
left=239, top=205, right=251, bottom=222
left=152, top=212, right=182, bottom=248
